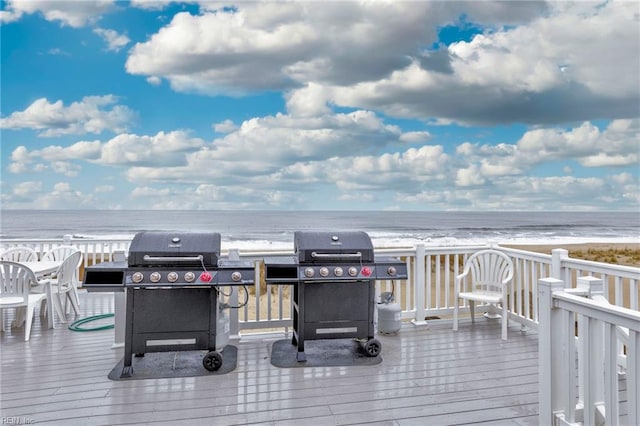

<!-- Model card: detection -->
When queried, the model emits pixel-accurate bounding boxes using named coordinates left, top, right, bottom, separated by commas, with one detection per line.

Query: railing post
left=538, top=277, right=566, bottom=425
left=577, top=276, right=605, bottom=426
left=551, top=248, right=569, bottom=282
left=412, top=244, right=427, bottom=326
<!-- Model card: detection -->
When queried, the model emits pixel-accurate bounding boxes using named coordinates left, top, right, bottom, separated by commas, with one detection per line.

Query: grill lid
left=294, top=231, right=374, bottom=263
left=128, top=231, right=221, bottom=267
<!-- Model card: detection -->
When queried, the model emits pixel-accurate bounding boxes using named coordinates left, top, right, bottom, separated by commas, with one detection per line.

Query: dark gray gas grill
left=84, top=231, right=254, bottom=378
left=264, top=231, right=407, bottom=362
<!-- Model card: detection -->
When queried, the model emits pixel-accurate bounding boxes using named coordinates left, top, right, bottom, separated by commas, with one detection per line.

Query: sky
left=0, top=0, right=639, bottom=211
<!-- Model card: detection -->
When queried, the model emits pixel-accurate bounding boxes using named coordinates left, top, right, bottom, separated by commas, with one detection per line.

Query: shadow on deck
left=1, top=291, right=539, bottom=425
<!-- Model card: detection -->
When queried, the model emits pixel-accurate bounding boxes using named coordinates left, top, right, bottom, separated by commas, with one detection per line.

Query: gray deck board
left=1, top=291, right=544, bottom=425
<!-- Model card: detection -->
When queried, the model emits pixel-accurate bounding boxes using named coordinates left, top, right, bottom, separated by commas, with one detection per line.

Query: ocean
left=1, top=210, right=638, bottom=250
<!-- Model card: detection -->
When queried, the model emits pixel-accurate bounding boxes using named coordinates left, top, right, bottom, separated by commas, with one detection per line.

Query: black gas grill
left=84, top=231, right=254, bottom=377
left=265, top=231, right=407, bottom=362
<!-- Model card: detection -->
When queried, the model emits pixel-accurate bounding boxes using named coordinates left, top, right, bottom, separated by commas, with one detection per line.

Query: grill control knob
left=167, top=272, right=178, bottom=283
left=231, top=271, right=242, bottom=282
left=361, top=266, right=372, bottom=277
left=150, top=272, right=161, bottom=283
left=348, top=267, right=358, bottom=277
left=200, top=272, right=213, bottom=283
left=334, top=267, right=344, bottom=277
left=184, top=272, right=196, bottom=282
left=132, top=272, right=143, bottom=283
left=304, top=267, right=315, bottom=278
left=319, top=267, right=329, bottom=277
left=387, top=266, right=397, bottom=276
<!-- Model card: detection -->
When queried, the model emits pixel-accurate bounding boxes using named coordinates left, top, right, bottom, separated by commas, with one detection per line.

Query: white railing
left=539, top=276, right=640, bottom=426
left=1, top=237, right=638, bottom=332
left=0, top=235, right=131, bottom=274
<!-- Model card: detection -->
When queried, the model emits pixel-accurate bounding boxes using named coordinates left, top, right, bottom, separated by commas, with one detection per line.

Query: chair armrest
left=30, top=278, right=50, bottom=294
left=456, top=270, right=469, bottom=281
left=455, top=272, right=468, bottom=295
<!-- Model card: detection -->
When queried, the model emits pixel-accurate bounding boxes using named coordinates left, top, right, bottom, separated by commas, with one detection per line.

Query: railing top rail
left=553, top=291, right=640, bottom=331
left=497, top=245, right=553, bottom=263
left=561, top=257, right=640, bottom=279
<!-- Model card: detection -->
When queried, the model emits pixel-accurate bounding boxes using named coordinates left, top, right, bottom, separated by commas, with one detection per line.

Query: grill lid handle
left=311, top=252, right=362, bottom=259
left=142, top=255, right=204, bottom=262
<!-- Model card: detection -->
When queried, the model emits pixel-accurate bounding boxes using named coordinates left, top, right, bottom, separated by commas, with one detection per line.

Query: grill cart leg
left=121, top=288, right=135, bottom=378
left=292, top=282, right=307, bottom=362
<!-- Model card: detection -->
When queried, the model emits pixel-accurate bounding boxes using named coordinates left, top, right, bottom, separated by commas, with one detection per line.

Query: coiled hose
left=68, top=313, right=114, bottom=332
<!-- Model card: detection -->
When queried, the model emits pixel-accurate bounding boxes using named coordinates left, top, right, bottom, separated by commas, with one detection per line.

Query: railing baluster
left=629, top=329, right=639, bottom=426
left=604, top=322, right=619, bottom=425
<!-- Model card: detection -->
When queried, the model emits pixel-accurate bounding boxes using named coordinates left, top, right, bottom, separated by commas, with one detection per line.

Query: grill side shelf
left=83, top=262, right=127, bottom=292
left=264, top=256, right=298, bottom=283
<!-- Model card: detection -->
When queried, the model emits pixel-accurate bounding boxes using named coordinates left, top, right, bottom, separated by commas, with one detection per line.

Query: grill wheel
left=203, top=351, right=223, bottom=371
left=362, top=338, right=381, bottom=357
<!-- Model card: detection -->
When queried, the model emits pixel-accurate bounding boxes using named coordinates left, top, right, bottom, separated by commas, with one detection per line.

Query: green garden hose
left=68, top=313, right=115, bottom=332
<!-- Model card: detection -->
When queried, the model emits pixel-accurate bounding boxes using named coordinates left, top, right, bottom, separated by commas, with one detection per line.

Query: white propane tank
left=377, top=292, right=402, bottom=334
left=216, top=303, right=230, bottom=349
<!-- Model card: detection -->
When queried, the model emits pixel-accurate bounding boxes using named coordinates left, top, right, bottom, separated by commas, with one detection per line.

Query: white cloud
left=146, top=76, right=162, bottom=86
left=456, top=165, right=485, bottom=187
left=124, top=2, right=543, bottom=94
left=3, top=180, right=97, bottom=209
left=47, top=48, right=70, bottom=56
left=285, top=83, right=332, bottom=117
left=0, top=96, right=135, bottom=136
left=0, top=0, right=115, bottom=27
left=213, top=119, right=237, bottom=133
left=124, top=1, right=637, bottom=125
left=95, top=185, right=115, bottom=193
left=399, top=131, right=432, bottom=144
left=129, top=0, right=200, bottom=10
left=515, top=119, right=640, bottom=167
left=12, top=181, right=42, bottom=197
left=448, top=120, right=640, bottom=189
left=98, top=131, right=205, bottom=166
left=124, top=110, right=408, bottom=185
left=8, top=131, right=205, bottom=176
left=328, top=2, right=639, bottom=125
left=50, top=161, right=81, bottom=177
left=94, top=28, right=130, bottom=52
left=129, top=183, right=298, bottom=210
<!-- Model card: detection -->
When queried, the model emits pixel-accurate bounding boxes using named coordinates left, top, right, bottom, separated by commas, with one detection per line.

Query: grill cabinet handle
left=311, top=252, right=362, bottom=259
left=143, top=255, right=204, bottom=262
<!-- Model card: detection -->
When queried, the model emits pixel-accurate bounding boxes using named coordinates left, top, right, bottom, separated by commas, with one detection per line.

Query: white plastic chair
left=42, top=251, right=82, bottom=323
left=453, top=249, right=514, bottom=340
left=42, top=246, right=82, bottom=311
left=1, top=247, right=38, bottom=262
left=0, top=261, right=48, bottom=341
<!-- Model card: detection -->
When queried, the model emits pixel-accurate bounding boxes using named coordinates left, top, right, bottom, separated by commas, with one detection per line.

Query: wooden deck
left=1, top=291, right=540, bottom=425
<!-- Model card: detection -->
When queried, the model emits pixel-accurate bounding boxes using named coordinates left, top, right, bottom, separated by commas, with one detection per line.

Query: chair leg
left=40, top=299, right=48, bottom=318
left=501, top=304, right=508, bottom=340
left=52, top=293, right=67, bottom=323
left=453, top=299, right=459, bottom=331
left=12, top=307, right=26, bottom=328
left=25, top=304, right=36, bottom=341
left=470, top=301, right=475, bottom=324
left=68, top=288, right=80, bottom=315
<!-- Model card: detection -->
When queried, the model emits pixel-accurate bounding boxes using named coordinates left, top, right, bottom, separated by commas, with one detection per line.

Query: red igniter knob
left=361, top=266, right=372, bottom=277
left=200, top=272, right=213, bottom=283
